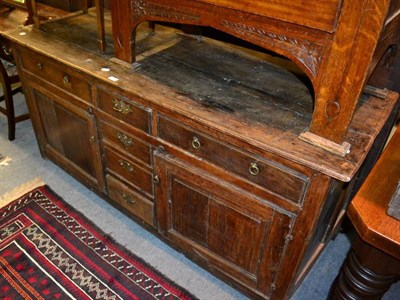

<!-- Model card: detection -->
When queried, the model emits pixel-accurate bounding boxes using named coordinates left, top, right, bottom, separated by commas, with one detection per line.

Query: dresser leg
left=329, top=236, right=400, bottom=299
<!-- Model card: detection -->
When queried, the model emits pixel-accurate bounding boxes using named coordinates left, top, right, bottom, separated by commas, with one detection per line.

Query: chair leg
left=3, top=86, right=16, bottom=141
left=95, top=0, right=106, bottom=52
left=82, top=0, right=89, bottom=14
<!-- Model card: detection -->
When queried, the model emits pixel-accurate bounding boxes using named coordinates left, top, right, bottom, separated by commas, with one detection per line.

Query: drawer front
left=101, top=121, right=152, bottom=167
left=104, top=147, right=153, bottom=197
left=18, top=47, right=92, bottom=103
left=158, top=115, right=308, bottom=203
left=97, top=88, right=151, bottom=133
left=107, top=175, right=154, bottom=226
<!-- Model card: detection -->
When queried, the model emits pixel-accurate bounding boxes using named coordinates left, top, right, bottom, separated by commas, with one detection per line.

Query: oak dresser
left=4, top=4, right=400, bottom=299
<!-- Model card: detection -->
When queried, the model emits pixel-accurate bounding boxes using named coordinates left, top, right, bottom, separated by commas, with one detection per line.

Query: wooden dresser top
left=4, top=14, right=398, bottom=181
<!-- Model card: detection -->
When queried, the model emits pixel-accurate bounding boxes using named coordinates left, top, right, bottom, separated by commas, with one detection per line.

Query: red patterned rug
left=0, top=179, right=197, bottom=300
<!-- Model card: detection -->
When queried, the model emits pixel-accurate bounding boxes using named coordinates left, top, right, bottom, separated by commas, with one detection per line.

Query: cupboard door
left=154, top=151, right=293, bottom=296
left=29, top=88, right=104, bottom=191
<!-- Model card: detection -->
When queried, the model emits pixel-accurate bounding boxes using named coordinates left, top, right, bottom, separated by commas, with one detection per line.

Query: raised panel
left=207, top=200, right=266, bottom=274
left=155, top=151, right=292, bottom=293
left=36, top=93, right=63, bottom=153
left=168, top=175, right=272, bottom=274
left=169, top=176, right=268, bottom=274
left=35, top=91, right=96, bottom=177
left=171, top=179, right=209, bottom=247
left=29, top=88, right=104, bottom=192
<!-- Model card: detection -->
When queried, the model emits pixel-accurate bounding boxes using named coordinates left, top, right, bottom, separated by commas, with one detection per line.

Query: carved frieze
left=221, top=20, right=324, bottom=78
left=131, top=0, right=200, bottom=21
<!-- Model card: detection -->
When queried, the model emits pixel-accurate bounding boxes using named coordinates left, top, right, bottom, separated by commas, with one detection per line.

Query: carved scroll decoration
left=221, top=20, right=324, bottom=78
left=131, top=0, right=200, bottom=21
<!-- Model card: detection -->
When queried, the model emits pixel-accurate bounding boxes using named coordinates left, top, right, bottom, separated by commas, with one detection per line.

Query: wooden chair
left=82, top=0, right=106, bottom=52
left=0, top=40, right=29, bottom=140
left=0, top=0, right=39, bottom=26
left=21, top=0, right=106, bottom=52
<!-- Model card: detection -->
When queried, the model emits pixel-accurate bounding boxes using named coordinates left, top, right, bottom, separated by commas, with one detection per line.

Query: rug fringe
left=0, top=177, right=45, bottom=208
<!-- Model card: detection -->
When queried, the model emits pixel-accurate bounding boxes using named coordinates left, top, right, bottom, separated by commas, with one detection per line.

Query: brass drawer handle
left=249, top=162, right=260, bottom=176
left=117, top=132, right=134, bottom=148
left=3, top=47, right=11, bottom=56
left=192, top=136, right=201, bottom=149
left=37, top=63, right=43, bottom=70
left=122, top=193, right=135, bottom=205
left=112, top=98, right=132, bottom=115
left=63, top=75, right=70, bottom=85
left=118, top=159, right=134, bottom=172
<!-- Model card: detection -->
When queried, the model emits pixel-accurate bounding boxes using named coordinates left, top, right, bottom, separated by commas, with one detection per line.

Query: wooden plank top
left=3, top=14, right=398, bottom=182
left=348, top=125, right=400, bottom=260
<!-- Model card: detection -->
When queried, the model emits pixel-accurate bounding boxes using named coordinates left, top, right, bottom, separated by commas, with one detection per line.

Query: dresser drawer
left=100, top=121, right=152, bottom=167
left=158, top=115, right=308, bottom=203
left=97, top=88, right=151, bottom=133
left=104, top=147, right=153, bottom=197
left=18, top=47, right=92, bottom=104
left=107, top=175, right=154, bottom=226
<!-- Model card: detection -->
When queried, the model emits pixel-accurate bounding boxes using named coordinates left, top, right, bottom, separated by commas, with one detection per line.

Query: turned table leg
left=329, top=236, right=400, bottom=299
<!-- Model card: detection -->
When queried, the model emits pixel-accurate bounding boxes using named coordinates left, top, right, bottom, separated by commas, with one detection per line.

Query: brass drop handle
left=117, top=132, right=133, bottom=148
left=63, top=75, right=70, bottom=85
left=192, top=136, right=201, bottom=149
left=37, top=63, right=43, bottom=70
left=112, top=98, right=132, bottom=115
left=3, top=47, right=11, bottom=56
left=122, top=194, right=135, bottom=205
left=249, top=162, right=260, bottom=176
left=118, top=159, right=134, bottom=172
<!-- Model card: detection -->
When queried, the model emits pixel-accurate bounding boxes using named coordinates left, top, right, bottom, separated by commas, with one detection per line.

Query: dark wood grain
left=157, top=114, right=309, bottom=204
left=196, top=0, right=342, bottom=32
left=5, top=12, right=399, bottom=300
left=21, top=82, right=105, bottom=192
left=97, top=87, right=151, bottom=133
left=154, top=150, right=291, bottom=298
left=104, top=146, right=154, bottom=198
left=110, top=0, right=396, bottom=149
left=100, top=120, right=152, bottom=167
left=329, top=126, right=400, bottom=299
left=107, top=174, right=154, bottom=226
left=329, top=238, right=400, bottom=300
left=348, top=125, right=400, bottom=260
left=5, top=21, right=397, bottom=181
left=18, top=46, right=93, bottom=103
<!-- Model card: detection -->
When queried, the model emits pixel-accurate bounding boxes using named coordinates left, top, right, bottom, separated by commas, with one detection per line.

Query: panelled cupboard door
left=154, top=151, right=293, bottom=297
left=28, top=88, right=104, bottom=191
